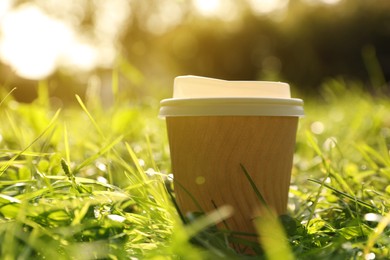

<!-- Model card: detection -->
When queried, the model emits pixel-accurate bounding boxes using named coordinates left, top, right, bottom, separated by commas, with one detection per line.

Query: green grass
left=0, top=78, right=390, bottom=259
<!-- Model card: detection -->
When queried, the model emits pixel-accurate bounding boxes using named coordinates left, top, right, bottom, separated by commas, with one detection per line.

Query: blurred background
left=0, top=0, right=389, bottom=104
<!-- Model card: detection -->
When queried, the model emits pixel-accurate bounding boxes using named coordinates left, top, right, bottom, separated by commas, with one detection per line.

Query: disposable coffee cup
left=159, top=75, right=304, bottom=235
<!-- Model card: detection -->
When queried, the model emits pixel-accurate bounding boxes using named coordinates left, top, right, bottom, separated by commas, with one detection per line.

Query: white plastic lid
left=159, top=76, right=304, bottom=117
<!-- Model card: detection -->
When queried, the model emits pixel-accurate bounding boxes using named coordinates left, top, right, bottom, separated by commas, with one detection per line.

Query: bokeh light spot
left=311, top=121, right=325, bottom=135
left=195, top=176, right=206, bottom=185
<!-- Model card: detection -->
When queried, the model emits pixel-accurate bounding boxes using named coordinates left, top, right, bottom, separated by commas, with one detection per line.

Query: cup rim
left=160, top=97, right=303, bottom=105
left=159, top=97, right=304, bottom=117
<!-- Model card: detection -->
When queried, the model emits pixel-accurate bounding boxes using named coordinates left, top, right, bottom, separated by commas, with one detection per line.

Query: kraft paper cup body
left=159, top=76, right=304, bottom=235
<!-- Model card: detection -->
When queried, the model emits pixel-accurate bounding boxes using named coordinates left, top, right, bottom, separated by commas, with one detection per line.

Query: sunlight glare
left=0, top=0, right=12, bottom=19
left=0, top=1, right=131, bottom=79
left=192, top=0, right=240, bottom=22
left=321, top=0, right=341, bottom=4
left=304, top=0, right=342, bottom=5
left=248, top=0, right=289, bottom=14
left=193, top=0, right=221, bottom=16
left=0, top=4, right=74, bottom=79
left=61, top=40, right=98, bottom=72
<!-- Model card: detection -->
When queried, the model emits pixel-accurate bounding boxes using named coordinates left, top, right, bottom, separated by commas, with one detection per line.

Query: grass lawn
left=0, top=79, right=389, bottom=259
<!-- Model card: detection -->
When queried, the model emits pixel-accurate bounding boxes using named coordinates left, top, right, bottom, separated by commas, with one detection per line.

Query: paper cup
left=159, top=76, right=304, bottom=235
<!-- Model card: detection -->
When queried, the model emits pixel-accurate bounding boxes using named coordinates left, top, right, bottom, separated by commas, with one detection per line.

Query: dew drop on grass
left=138, top=159, right=145, bottom=167
left=365, top=252, right=376, bottom=260
left=342, top=242, right=352, bottom=249
left=96, top=161, right=107, bottom=172
left=94, top=207, right=101, bottom=219
left=145, top=168, right=158, bottom=177
left=323, top=137, right=337, bottom=151
left=364, top=213, right=382, bottom=222
left=97, top=176, right=108, bottom=184
left=107, top=214, right=126, bottom=223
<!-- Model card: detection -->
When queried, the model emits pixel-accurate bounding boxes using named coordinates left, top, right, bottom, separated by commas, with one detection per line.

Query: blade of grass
left=305, top=131, right=334, bottom=231
left=71, top=202, right=91, bottom=226
left=255, top=205, right=294, bottom=260
left=240, top=164, right=270, bottom=211
left=124, top=143, right=178, bottom=217
left=125, top=142, right=146, bottom=179
left=364, top=211, right=390, bottom=256
left=308, top=179, right=378, bottom=211
left=166, top=189, right=187, bottom=224
left=61, top=158, right=79, bottom=193
left=306, top=131, right=326, bottom=161
left=0, top=150, right=52, bottom=157
left=6, top=110, right=24, bottom=147
left=171, top=178, right=204, bottom=214
left=63, top=123, right=71, bottom=164
left=145, top=134, right=158, bottom=171
left=357, top=143, right=390, bottom=168
left=75, top=94, right=105, bottom=138
left=0, top=109, right=61, bottom=176
left=305, top=176, right=328, bottom=231
left=74, top=135, right=123, bottom=173
left=0, top=87, right=16, bottom=107
left=185, top=205, right=234, bottom=238
left=211, top=200, right=231, bottom=231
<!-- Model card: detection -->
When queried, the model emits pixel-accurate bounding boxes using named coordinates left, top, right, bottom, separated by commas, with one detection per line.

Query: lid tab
left=173, top=75, right=291, bottom=98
